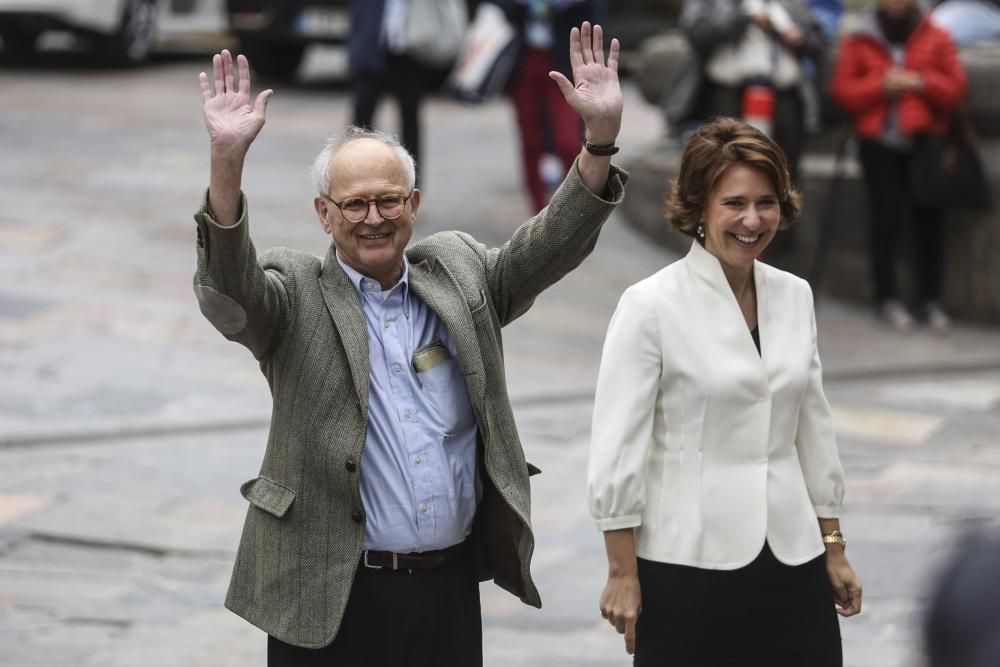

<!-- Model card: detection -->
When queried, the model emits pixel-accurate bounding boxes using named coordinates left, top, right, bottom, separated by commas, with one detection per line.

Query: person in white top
left=588, top=116, right=862, bottom=666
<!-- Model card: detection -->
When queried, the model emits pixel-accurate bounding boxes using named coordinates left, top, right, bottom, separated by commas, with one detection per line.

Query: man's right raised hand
left=199, top=50, right=272, bottom=154
left=199, top=50, right=272, bottom=227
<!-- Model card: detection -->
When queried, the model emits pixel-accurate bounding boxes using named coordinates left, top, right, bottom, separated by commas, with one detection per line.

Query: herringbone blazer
left=192, top=163, right=627, bottom=648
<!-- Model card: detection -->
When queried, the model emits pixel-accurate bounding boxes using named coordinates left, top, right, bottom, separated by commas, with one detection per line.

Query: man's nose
left=362, top=201, right=384, bottom=224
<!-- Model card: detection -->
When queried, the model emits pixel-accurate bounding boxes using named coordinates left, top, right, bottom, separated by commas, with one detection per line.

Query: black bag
left=910, top=111, right=992, bottom=212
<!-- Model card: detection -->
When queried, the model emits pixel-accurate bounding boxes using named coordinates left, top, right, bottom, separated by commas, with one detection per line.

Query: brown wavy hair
left=665, top=116, right=801, bottom=239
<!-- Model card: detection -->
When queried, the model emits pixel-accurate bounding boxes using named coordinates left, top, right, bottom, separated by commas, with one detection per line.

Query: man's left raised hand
left=549, top=22, right=623, bottom=146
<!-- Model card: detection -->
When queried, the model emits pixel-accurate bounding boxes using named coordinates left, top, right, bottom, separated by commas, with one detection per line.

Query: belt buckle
left=362, top=551, right=398, bottom=570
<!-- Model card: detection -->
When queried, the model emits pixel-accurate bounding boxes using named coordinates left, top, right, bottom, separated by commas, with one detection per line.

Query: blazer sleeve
left=588, top=285, right=662, bottom=531
left=483, top=159, right=627, bottom=327
left=192, top=190, right=293, bottom=361
left=794, top=287, right=845, bottom=518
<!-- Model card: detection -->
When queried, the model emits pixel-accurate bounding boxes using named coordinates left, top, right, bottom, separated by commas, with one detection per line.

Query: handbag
left=910, top=111, right=992, bottom=212
left=445, top=3, right=521, bottom=104
left=404, top=0, right=468, bottom=68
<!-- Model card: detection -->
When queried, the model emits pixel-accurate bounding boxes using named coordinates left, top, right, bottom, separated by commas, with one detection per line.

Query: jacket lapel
left=408, top=257, right=487, bottom=403
left=685, top=240, right=769, bottom=387
left=319, top=246, right=371, bottom=417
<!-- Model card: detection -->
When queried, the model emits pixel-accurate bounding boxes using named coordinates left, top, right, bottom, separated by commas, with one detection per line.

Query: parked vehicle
left=0, top=0, right=161, bottom=64
left=225, top=0, right=348, bottom=79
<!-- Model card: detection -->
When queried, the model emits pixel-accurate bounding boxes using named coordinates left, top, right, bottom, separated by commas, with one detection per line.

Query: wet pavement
left=1, top=52, right=999, bottom=666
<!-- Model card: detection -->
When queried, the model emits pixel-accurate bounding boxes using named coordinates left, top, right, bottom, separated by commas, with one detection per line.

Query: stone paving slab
left=2, top=59, right=1000, bottom=667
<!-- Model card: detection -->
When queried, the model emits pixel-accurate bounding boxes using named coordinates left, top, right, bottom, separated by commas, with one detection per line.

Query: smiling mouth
left=359, top=232, right=391, bottom=241
left=733, top=233, right=762, bottom=246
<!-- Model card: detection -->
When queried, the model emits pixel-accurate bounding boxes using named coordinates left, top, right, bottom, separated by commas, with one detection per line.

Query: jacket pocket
left=240, top=476, right=295, bottom=518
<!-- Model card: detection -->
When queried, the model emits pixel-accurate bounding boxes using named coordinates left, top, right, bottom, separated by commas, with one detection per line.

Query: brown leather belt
left=360, top=540, right=468, bottom=571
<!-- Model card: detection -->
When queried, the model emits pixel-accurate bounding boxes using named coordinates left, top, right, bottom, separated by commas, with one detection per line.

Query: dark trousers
left=267, top=553, right=482, bottom=667
left=508, top=47, right=585, bottom=212
left=353, top=53, right=427, bottom=180
left=857, top=139, right=944, bottom=304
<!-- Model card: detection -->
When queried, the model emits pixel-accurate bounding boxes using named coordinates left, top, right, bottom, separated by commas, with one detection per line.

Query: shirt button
left=351, top=510, right=363, bottom=523
left=404, top=409, right=413, bottom=419
left=414, top=456, right=422, bottom=465
left=345, top=459, right=357, bottom=473
left=383, top=321, right=390, bottom=329
left=393, top=363, right=402, bottom=373
left=420, top=504, right=428, bottom=514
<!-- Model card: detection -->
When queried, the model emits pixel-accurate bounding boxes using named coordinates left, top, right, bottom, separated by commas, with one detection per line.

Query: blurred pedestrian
left=485, top=0, right=603, bottom=212
left=193, top=20, right=625, bottom=665
left=674, top=0, right=829, bottom=183
left=809, top=0, right=844, bottom=40
left=931, top=0, right=1000, bottom=46
left=348, top=0, right=430, bottom=182
left=925, top=530, right=1000, bottom=667
left=831, top=0, right=967, bottom=332
left=802, top=0, right=844, bottom=132
left=589, top=116, right=862, bottom=665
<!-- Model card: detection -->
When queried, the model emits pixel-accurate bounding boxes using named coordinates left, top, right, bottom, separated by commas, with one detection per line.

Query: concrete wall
left=623, top=33, right=1000, bottom=322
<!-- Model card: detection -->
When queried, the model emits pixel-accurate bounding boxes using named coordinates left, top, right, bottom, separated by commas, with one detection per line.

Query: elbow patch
left=193, top=284, right=248, bottom=335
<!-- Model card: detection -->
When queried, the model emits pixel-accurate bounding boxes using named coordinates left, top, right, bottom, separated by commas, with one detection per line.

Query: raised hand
left=199, top=50, right=272, bottom=153
left=549, top=22, right=623, bottom=145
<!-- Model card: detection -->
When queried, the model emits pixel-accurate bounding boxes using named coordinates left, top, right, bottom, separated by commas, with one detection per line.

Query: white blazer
left=588, top=241, right=844, bottom=569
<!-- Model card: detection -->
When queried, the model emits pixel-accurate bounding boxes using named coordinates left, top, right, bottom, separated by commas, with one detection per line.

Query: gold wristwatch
left=822, top=530, right=847, bottom=550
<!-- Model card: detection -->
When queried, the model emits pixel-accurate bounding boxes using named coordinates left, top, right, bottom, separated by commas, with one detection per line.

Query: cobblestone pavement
left=1, top=52, right=999, bottom=667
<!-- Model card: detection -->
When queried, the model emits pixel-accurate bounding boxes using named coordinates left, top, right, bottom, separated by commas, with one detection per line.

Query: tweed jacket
left=192, top=162, right=627, bottom=648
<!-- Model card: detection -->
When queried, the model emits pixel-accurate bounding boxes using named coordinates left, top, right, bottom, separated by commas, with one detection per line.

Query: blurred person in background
left=485, top=0, right=603, bottom=212
left=931, top=0, right=1000, bottom=46
left=925, top=530, right=1000, bottom=667
left=831, top=0, right=967, bottom=332
left=675, top=0, right=829, bottom=184
left=809, top=0, right=844, bottom=40
left=802, top=0, right=844, bottom=132
left=589, top=117, right=862, bottom=666
left=349, top=0, right=431, bottom=183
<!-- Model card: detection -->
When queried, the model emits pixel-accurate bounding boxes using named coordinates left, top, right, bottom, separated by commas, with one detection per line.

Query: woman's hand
left=600, top=571, right=642, bottom=655
left=199, top=49, right=272, bottom=156
left=826, top=548, right=863, bottom=617
left=549, top=22, right=623, bottom=145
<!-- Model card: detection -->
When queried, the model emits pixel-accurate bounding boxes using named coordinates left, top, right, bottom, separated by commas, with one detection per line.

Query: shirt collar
left=336, top=251, right=411, bottom=309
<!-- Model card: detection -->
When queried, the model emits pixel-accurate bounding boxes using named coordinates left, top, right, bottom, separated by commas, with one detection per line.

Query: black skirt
left=633, top=543, right=842, bottom=667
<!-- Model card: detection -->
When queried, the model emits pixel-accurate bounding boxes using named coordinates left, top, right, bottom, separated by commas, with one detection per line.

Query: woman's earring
left=697, top=224, right=705, bottom=239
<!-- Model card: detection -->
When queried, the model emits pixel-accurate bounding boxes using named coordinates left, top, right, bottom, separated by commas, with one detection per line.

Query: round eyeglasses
left=323, top=192, right=413, bottom=223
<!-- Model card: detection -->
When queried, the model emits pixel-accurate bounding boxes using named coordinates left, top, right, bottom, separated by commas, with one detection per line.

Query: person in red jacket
left=831, top=0, right=967, bottom=332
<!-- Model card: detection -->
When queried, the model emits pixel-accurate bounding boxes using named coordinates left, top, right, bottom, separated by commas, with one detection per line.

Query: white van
left=0, top=0, right=224, bottom=65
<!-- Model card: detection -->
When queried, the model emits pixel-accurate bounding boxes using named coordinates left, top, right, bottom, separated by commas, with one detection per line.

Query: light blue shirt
left=337, top=254, right=480, bottom=553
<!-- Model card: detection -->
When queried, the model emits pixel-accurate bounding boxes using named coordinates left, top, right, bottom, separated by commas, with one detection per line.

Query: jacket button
left=345, top=459, right=357, bottom=473
left=351, top=510, right=363, bottom=523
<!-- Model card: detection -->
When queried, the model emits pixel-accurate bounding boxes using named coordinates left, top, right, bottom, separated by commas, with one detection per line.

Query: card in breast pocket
left=412, top=341, right=451, bottom=373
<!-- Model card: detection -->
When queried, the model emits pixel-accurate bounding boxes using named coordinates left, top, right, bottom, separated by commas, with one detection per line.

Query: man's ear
left=314, top=196, right=332, bottom=235
left=410, top=189, right=421, bottom=219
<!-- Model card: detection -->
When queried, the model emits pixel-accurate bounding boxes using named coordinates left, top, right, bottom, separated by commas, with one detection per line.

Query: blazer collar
left=684, top=239, right=771, bottom=363
left=319, top=245, right=371, bottom=416
left=407, top=255, right=487, bottom=403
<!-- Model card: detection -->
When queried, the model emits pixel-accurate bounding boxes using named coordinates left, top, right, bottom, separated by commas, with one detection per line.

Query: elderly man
left=193, top=23, right=625, bottom=667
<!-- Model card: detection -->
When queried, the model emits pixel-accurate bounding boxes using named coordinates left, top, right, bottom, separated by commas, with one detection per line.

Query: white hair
left=310, top=126, right=417, bottom=196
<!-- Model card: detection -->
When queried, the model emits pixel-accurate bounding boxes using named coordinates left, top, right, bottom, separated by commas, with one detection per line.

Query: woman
left=831, top=0, right=967, bottom=332
left=588, top=117, right=862, bottom=666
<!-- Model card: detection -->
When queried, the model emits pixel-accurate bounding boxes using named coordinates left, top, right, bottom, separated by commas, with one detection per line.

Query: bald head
left=311, top=126, right=416, bottom=198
